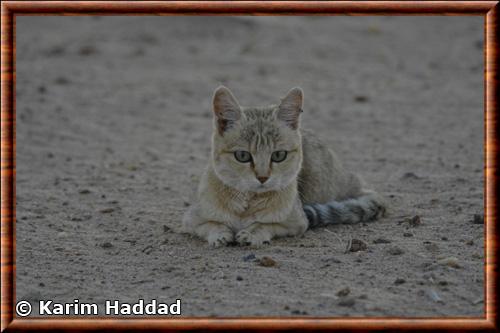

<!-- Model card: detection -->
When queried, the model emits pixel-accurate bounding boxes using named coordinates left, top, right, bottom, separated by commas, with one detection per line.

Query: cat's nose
left=257, top=176, right=269, bottom=184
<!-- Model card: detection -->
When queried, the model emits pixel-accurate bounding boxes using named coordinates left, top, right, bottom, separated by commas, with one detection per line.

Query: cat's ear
left=213, top=86, right=242, bottom=135
left=277, top=87, right=303, bottom=130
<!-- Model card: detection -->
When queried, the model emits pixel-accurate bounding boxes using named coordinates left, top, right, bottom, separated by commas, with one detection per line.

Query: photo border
left=1, top=1, right=498, bottom=331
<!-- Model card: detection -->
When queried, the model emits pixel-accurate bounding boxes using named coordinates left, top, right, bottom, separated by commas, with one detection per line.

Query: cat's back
left=298, top=129, right=363, bottom=204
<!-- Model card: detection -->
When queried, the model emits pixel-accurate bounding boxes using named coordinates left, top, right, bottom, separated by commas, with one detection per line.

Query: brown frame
left=1, top=1, right=497, bottom=331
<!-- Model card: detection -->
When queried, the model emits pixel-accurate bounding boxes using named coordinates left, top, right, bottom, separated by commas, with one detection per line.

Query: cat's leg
left=235, top=206, right=307, bottom=247
left=182, top=205, right=234, bottom=247
left=235, top=223, right=280, bottom=247
left=195, top=221, right=234, bottom=248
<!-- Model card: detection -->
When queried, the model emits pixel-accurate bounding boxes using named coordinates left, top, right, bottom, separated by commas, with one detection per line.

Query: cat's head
left=210, top=86, right=303, bottom=193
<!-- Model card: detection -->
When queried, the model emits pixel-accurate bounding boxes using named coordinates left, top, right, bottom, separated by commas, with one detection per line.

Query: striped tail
left=303, top=191, right=386, bottom=229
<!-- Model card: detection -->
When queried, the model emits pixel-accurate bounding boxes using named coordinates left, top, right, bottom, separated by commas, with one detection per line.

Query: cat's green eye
left=234, top=150, right=252, bottom=163
left=271, top=150, right=288, bottom=163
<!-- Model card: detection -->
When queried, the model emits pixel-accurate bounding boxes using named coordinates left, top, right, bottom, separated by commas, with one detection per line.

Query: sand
left=15, top=16, right=484, bottom=317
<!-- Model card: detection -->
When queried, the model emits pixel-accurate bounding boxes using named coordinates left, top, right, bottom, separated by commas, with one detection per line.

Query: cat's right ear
left=277, top=87, right=303, bottom=130
left=213, top=86, right=242, bottom=136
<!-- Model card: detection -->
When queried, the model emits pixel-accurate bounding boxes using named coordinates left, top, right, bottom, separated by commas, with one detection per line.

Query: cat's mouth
left=251, top=182, right=280, bottom=193
left=248, top=184, right=271, bottom=193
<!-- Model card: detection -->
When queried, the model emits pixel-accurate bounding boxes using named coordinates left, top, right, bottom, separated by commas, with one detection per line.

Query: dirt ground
left=15, top=16, right=484, bottom=317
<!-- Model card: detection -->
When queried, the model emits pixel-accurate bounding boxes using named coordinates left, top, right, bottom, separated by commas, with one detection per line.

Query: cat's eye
left=234, top=150, right=252, bottom=163
left=271, top=150, right=288, bottom=163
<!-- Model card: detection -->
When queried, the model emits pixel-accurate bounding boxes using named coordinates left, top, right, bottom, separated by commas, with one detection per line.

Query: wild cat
left=182, top=86, right=386, bottom=247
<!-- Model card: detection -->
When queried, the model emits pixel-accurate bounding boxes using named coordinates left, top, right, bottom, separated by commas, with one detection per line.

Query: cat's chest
left=226, top=192, right=265, bottom=217
left=220, top=193, right=276, bottom=231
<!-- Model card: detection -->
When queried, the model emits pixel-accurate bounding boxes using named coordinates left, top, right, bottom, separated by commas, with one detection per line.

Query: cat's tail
left=303, top=190, right=386, bottom=229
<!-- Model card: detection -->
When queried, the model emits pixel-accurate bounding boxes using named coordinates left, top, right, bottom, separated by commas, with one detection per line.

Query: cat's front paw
left=207, top=228, right=234, bottom=248
left=236, top=228, right=271, bottom=247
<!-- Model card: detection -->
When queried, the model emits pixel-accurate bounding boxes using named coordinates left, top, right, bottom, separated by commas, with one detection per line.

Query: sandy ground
left=15, top=16, right=484, bottom=317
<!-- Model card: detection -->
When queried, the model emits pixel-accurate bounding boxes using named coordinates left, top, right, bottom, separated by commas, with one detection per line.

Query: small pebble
left=403, top=232, right=413, bottom=237
left=401, top=172, right=421, bottom=180
left=100, top=242, right=113, bottom=249
left=257, top=256, right=277, bottom=267
left=291, top=309, right=308, bottom=315
left=409, top=215, right=421, bottom=227
left=394, top=278, right=406, bottom=285
left=79, top=189, right=91, bottom=194
left=243, top=253, right=256, bottom=262
left=373, top=238, right=391, bottom=244
left=346, top=239, right=367, bottom=253
left=437, top=257, right=461, bottom=269
left=142, top=245, right=153, bottom=254
left=79, top=45, right=97, bottom=56
left=387, top=246, right=404, bottom=255
left=425, top=243, right=439, bottom=253
left=71, top=214, right=91, bottom=222
left=55, top=77, right=70, bottom=85
left=321, top=257, right=342, bottom=264
left=236, top=276, right=243, bottom=281
left=100, top=208, right=115, bottom=214
left=354, top=95, right=369, bottom=103
left=398, top=215, right=421, bottom=227
left=336, top=287, right=350, bottom=297
left=338, top=297, right=356, bottom=307
left=472, top=297, right=483, bottom=305
left=427, top=289, right=444, bottom=303
left=472, top=214, right=484, bottom=225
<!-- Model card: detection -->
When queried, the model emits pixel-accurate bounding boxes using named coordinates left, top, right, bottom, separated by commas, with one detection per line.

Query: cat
left=182, top=86, right=386, bottom=247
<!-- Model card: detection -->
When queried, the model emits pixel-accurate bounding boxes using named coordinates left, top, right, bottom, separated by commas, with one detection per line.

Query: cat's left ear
left=277, top=87, right=303, bottom=130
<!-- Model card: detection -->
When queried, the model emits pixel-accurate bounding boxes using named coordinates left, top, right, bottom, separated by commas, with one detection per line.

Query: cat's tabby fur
left=182, top=86, right=386, bottom=247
